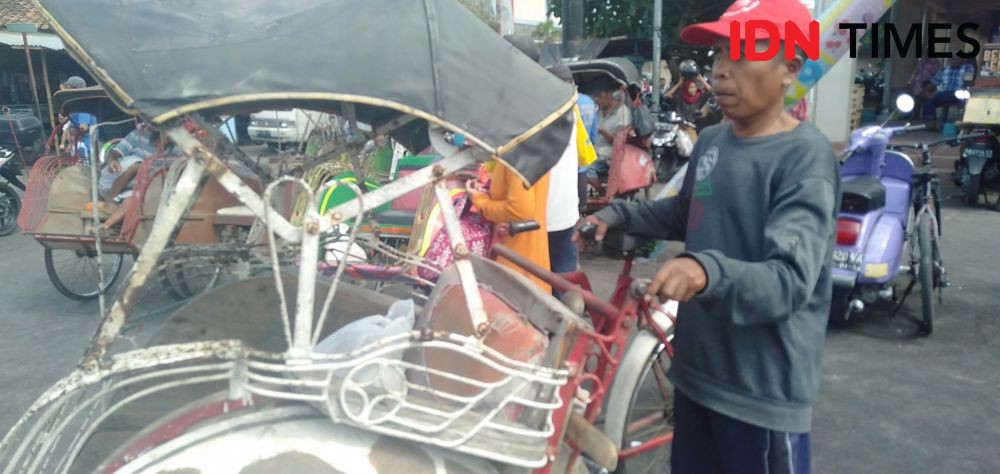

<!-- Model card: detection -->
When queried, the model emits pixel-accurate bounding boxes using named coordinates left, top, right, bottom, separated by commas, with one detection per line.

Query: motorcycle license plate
left=963, top=144, right=993, bottom=160
left=832, top=249, right=863, bottom=272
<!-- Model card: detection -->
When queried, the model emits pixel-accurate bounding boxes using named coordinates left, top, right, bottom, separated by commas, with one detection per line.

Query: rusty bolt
left=305, top=221, right=319, bottom=235
left=453, top=243, right=469, bottom=258
left=475, top=321, right=490, bottom=338
left=432, top=164, right=444, bottom=177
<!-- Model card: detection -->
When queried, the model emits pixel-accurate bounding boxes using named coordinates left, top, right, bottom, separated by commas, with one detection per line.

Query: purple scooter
left=830, top=94, right=928, bottom=328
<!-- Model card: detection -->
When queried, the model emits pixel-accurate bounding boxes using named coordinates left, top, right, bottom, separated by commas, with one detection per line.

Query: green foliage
left=533, top=18, right=562, bottom=42
left=547, top=0, right=732, bottom=43
left=457, top=0, right=500, bottom=31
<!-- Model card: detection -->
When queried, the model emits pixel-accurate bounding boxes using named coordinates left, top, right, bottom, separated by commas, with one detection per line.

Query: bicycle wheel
left=917, top=216, right=934, bottom=334
left=0, top=183, right=20, bottom=236
left=603, top=328, right=675, bottom=474
left=44, top=247, right=124, bottom=301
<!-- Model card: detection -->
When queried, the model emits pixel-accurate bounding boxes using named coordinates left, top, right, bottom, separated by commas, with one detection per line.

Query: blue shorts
left=671, top=389, right=811, bottom=474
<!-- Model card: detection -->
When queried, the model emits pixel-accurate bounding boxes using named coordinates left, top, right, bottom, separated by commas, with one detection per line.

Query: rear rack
left=0, top=334, right=569, bottom=472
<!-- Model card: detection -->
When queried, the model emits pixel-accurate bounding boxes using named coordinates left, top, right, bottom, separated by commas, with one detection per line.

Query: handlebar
left=890, top=133, right=985, bottom=151
left=491, top=243, right=621, bottom=319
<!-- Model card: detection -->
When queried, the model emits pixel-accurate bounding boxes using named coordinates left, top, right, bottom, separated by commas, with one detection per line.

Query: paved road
left=0, top=169, right=997, bottom=472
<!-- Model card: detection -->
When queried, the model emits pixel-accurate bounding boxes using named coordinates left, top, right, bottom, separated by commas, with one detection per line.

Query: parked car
left=247, top=108, right=337, bottom=148
left=0, top=106, right=46, bottom=164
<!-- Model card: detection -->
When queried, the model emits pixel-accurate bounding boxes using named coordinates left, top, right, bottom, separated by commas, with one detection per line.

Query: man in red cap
left=579, top=0, right=840, bottom=472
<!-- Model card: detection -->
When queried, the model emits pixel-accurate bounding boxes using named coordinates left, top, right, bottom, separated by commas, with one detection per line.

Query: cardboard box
left=976, top=43, right=1000, bottom=88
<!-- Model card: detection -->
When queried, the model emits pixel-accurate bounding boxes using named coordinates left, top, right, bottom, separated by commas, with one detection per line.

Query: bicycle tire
left=603, top=328, right=675, bottom=474
left=917, top=216, right=934, bottom=334
left=44, top=248, right=124, bottom=301
left=0, top=182, right=20, bottom=236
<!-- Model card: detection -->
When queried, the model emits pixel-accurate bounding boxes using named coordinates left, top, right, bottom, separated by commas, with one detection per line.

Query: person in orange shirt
left=467, top=160, right=551, bottom=294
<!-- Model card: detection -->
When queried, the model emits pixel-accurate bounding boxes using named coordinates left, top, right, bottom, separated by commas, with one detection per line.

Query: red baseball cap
left=680, top=0, right=814, bottom=46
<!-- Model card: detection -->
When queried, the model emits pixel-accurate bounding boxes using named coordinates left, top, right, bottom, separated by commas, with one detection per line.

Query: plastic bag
left=314, top=299, right=416, bottom=392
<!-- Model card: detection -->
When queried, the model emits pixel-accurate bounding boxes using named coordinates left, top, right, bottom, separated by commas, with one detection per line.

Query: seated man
left=926, top=57, right=974, bottom=126
left=89, top=124, right=161, bottom=236
left=586, top=81, right=631, bottom=189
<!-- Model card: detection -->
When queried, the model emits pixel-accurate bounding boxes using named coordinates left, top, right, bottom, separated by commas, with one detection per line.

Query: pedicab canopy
left=33, top=0, right=577, bottom=185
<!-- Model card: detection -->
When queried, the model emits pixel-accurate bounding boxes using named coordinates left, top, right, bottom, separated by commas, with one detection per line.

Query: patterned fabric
left=417, top=192, right=493, bottom=282
left=933, top=64, right=974, bottom=92
left=907, top=57, right=940, bottom=91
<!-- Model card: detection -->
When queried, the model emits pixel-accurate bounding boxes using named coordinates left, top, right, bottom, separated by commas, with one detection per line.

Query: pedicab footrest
left=243, top=330, right=571, bottom=469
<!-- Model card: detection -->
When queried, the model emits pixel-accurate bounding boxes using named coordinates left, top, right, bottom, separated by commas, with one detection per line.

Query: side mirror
left=895, top=94, right=915, bottom=114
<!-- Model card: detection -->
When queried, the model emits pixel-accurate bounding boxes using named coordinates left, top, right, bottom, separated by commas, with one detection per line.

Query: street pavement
left=0, top=149, right=998, bottom=472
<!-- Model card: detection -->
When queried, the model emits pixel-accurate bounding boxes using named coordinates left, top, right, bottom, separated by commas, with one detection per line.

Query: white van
left=247, top=108, right=336, bottom=146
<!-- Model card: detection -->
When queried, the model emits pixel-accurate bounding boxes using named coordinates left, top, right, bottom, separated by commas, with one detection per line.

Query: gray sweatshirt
left=595, top=121, right=840, bottom=433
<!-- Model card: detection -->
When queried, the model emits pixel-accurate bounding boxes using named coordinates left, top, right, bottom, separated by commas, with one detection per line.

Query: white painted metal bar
left=432, top=183, right=489, bottom=337
left=321, top=150, right=479, bottom=232
left=167, top=127, right=302, bottom=243
left=81, top=126, right=210, bottom=367
left=291, top=184, right=320, bottom=361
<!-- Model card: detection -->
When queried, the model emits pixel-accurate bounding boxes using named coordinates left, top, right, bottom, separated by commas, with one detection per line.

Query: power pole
left=562, top=0, right=583, bottom=59
left=652, top=0, right=663, bottom=112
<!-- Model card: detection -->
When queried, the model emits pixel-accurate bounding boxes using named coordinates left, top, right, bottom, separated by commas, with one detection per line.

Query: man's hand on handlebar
left=573, top=215, right=609, bottom=245
left=646, top=257, right=707, bottom=303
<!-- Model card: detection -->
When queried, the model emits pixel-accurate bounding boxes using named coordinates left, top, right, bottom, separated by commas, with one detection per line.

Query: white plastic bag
left=315, top=299, right=416, bottom=392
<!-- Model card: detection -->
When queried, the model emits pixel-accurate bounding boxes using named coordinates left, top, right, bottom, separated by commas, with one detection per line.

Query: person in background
left=544, top=63, right=597, bottom=278
left=788, top=97, right=809, bottom=122
left=927, top=57, right=974, bottom=126
left=58, top=76, right=98, bottom=163
left=666, top=67, right=712, bottom=120
left=466, top=159, right=551, bottom=294
left=905, top=56, right=940, bottom=121
left=587, top=80, right=631, bottom=189
left=86, top=123, right=159, bottom=235
left=578, top=0, right=840, bottom=471
left=573, top=71, right=600, bottom=215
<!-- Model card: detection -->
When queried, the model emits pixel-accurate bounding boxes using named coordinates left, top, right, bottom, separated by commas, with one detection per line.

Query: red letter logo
left=745, top=20, right=780, bottom=60
left=785, top=20, right=820, bottom=60
left=730, top=21, right=742, bottom=60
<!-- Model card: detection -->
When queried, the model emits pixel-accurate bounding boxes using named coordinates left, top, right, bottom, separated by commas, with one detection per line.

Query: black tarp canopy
left=33, top=0, right=576, bottom=185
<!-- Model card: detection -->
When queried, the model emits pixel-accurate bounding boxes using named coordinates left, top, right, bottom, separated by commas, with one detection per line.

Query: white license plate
left=256, top=130, right=272, bottom=138
left=832, top=249, right=863, bottom=272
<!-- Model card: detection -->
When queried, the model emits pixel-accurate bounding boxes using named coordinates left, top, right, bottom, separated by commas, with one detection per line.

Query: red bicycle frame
left=491, top=243, right=675, bottom=473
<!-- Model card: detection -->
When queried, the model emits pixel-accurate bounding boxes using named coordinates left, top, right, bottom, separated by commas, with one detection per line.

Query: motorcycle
left=831, top=94, right=982, bottom=332
left=0, top=147, right=22, bottom=236
left=855, top=68, right=885, bottom=114
left=953, top=123, right=999, bottom=209
left=650, top=111, right=695, bottom=181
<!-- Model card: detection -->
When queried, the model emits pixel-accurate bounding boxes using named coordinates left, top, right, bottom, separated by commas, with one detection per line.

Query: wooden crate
left=850, top=84, right=865, bottom=129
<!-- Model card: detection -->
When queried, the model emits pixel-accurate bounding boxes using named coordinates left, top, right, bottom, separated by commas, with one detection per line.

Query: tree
left=547, top=0, right=731, bottom=44
left=458, top=0, right=500, bottom=31
left=533, top=18, right=562, bottom=43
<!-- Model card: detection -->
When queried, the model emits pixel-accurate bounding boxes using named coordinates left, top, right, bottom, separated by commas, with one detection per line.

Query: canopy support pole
left=21, top=33, right=42, bottom=121
left=652, top=0, right=663, bottom=113
left=40, top=49, right=55, bottom=131
left=81, top=125, right=211, bottom=368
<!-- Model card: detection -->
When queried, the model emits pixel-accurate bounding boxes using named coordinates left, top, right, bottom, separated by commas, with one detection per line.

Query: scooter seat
left=841, top=176, right=886, bottom=213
